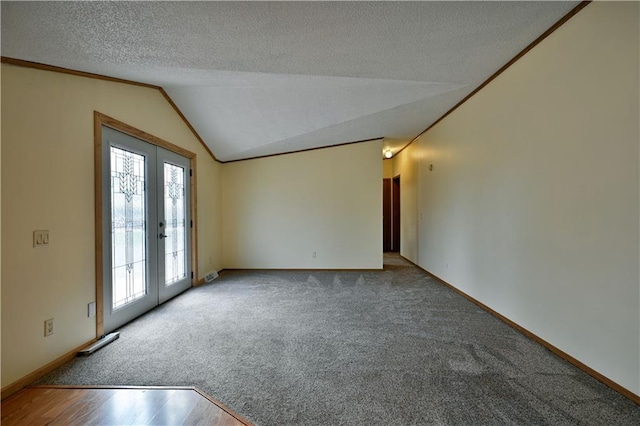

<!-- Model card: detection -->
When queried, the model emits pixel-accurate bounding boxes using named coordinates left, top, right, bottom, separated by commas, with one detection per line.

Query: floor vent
left=77, top=332, right=120, bottom=356
left=205, top=270, right=219, bottom=283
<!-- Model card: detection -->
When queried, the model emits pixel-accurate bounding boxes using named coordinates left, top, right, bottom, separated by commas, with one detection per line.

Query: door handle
left=158, top=221, right=169, bottom=239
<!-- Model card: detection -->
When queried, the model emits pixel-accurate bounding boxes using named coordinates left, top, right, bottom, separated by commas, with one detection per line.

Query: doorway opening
left=383, top=176, right=400, bottom=253
left=392, top=176, right=400, bottom=252
left=383, top=179, right=391, bottom=252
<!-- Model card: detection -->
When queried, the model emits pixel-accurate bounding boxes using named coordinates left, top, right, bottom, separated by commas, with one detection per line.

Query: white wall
left=1, top=64, right=223, bottom=388
left=393, top=1, right=639, bottom=395
left=223, top=142, right=383, bottom=269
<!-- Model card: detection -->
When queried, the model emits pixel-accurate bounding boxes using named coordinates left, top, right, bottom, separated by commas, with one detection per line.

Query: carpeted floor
left=38, top=254, right=639, bottom=425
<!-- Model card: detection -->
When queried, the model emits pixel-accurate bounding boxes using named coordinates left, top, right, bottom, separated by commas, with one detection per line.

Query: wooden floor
left=1, top=386, right=252, bottom=426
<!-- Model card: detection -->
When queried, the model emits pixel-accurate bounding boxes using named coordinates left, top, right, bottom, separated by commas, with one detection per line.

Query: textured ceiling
left=1, top=1, right=580, bottom=161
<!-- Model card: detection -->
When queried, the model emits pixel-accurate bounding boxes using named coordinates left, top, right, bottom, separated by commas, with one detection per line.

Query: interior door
left=102, top=127, right=191, bottom=333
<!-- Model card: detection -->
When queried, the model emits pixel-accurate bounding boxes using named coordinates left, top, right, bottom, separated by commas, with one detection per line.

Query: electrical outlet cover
left=88, top=302, right=96, bottom=317
left=44, top=318, right=54, bottom=336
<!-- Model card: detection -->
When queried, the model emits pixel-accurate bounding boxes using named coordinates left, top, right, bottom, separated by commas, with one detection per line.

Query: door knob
left=159, top=233, right=169, bottom=239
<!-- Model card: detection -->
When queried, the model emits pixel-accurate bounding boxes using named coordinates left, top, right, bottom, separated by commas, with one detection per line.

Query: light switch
left=33, top=230, right=49, bottom=248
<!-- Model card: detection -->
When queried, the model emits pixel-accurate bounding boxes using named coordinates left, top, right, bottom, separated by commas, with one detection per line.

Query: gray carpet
left=38, top=254, right=639, bottom=425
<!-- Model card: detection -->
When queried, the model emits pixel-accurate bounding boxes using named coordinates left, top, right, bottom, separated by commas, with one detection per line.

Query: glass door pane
left=163, top=162, right=187, bottom=286
left=110, top=147, right=148, bottom=309
left=157, top=147, right=192, bottom=304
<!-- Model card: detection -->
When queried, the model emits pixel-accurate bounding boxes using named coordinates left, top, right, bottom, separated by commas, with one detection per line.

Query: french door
left=101, top=126, right=192, bottom=334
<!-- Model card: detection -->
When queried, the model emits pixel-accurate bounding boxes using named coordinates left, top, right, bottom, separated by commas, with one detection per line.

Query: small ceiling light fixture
left=384, top=149, right=393, bottom=159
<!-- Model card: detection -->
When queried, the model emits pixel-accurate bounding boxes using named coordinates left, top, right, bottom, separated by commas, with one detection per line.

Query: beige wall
left=1, top=64, right=223, bottom=387
left=382, top=158, right=393, bottom=178
left=222, top=142, right=383, bottom=269
left=393, top=1, right=639, bottom=395
left=392, top=144, right=419, bottom=263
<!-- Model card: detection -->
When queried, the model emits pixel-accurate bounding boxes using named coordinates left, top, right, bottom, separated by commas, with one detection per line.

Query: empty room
left=1, top=1, right=639, bottom=424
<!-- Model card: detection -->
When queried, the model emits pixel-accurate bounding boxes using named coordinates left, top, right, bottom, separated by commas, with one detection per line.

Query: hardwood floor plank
left=57, top=390, right=121, bottom=426
left=183, top=396, right=245, bottom=426
left=47, top=389, right=117, bottom=426
left=193, top=387, right=253, bottom=425
left=147, top=389, right=201, bottom=425
left=115, top=389, right=178, bottom=425
left=2, top=388, right=83, bottom=425
left=0, top=386, right=252, bottom=426
left=79, top=389, right=149, bottom=425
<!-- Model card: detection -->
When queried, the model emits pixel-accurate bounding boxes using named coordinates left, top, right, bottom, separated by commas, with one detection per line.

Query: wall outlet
left=44, top=318, right=54, bottom=337
left=88, top=302, right=96, bottom=318
left=312, top=251, right=317, bottom=259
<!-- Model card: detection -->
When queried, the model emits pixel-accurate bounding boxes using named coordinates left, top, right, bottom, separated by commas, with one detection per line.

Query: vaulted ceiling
left=1, top=1, right=580, bottom=162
